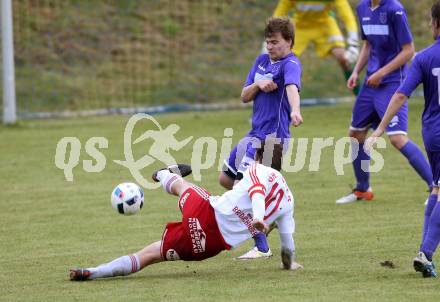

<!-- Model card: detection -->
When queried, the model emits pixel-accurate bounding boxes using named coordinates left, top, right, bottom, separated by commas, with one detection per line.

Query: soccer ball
left=111, top=183, right=144, bottom=215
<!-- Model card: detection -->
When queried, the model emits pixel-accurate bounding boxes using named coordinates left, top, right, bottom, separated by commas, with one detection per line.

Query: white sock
left=88, top=254, right=140, bottom=279
left=157, top=170, right=182, bottom=194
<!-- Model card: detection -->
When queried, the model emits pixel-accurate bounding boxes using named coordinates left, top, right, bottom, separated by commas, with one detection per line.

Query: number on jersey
left=433, top=68, right=440, bottom=105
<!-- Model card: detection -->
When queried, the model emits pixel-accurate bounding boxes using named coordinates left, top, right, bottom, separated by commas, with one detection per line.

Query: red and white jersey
left=210, top=163, right=295, bottom=248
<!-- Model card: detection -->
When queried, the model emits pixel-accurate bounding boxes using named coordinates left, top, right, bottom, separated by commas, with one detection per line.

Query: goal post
left=1, top=0, right=17, bottom=124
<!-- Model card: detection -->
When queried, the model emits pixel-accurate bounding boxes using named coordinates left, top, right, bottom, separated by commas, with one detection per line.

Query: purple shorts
left=222, top=137, right=259, bottom=179
left=350, top=84, right=408, bottom=135
left=427, top=151, right=440, bottom=187
left=222, top=136, right=288, bottom=179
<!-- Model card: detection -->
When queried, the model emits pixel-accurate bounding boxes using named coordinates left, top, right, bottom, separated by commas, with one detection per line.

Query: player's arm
left=284, top=60, right=302, bottom=126
left=367, top=9, right=415, bottom=88
left=366, top=56, right=422, bottom=148
left=241, top=56, right=278, bottom=103
left=241, top=83, right=260, bottom=103
left=286, top=84, right=302, bottom=127
left=334, top=0, right=359, bottom=64
left=241, top=81, right=278, bottom=103
left=366, top=42, right=415, bottom=88
left=246, top=165, right=268, bottom=232
left=347, top=40, right=370, bottom=89
left=273, top=0, right=294, bottom=17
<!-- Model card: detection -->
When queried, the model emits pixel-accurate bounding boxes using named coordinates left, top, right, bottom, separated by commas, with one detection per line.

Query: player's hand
left=252, top=219, right=269, bottom=233
left=256, top=80, right=278, bottom=93
left=344, top=32, right=359, bottom=64
left=347, top=72, right=359, bottom=89
left=290, top=111, right=303, bottom=127
left=280, top=261, right=304, bottom=271
left=364, top=129, right=383, bottom=152
left=366, top=70, right=385, bottom=88
left=364, top=136, right=378, bottom=153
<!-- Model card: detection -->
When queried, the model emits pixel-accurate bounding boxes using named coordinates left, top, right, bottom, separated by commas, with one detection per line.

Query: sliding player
left=70, top=146, right=302, bottom=281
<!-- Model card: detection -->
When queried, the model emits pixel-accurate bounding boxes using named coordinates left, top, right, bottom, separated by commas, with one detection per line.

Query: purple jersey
left=357, top=0, right=413, bottom=84
left=398, top=37, right=440, bottom=151
left=244, top=53, right=301, bottom=139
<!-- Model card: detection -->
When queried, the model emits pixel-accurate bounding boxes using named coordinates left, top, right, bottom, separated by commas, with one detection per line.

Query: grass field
left=1, top=101, right=439, bottom=301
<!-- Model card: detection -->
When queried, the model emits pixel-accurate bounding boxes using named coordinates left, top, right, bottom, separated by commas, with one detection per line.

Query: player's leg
left=422, top=152, right=439, bottom=243
left=415, top=152, right=440, bottom=278
left=336, top=86, right=376, bottom=204
left=290, top=21, right=309, bottom=57
left=316, top=17, right=359, bottom=95
left=218, top=172, right=235, bottom=190
left=415, top=186, right=439, bottom=278
left=377, top=87, right=433, bottom=189
left=388, top=134, right=433, bottom=189
left=152, top=164, right=193, bottom=197
left=219, top=145, right=239, bottom=190
left=70, top=241, right=163, bottom=281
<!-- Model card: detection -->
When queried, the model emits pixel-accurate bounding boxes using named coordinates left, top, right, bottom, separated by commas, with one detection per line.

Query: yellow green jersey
left=273, top=0, right=358, bottom=33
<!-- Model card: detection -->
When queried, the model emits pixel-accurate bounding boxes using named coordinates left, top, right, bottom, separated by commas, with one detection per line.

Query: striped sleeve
left=247, top=164, right=266, bottom=221
left=247, top=164, right=266, bottom=200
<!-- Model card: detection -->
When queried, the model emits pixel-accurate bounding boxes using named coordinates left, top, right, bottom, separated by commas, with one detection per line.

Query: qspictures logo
left=54, top=113, right=387, bottom=188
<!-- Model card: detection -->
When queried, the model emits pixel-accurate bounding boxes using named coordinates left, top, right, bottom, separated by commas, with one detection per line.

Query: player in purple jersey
left=218, top=17, right=303, bottom=259
left=366, top=1, right=440, bottom=278
left=336, top=0, right=433, bottom=204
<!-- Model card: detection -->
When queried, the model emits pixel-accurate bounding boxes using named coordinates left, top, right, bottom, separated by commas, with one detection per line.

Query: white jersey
left=210, top=163, right=295, bottom=248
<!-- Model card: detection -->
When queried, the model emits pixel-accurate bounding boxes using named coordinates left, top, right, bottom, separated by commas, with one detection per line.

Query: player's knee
left=171, top=179, right=191, bottom=197
left=137, top=241, right=163, bottom=269
left=218, top=172, right=234, bottom=190
left=388, top=134, right=408, bottom=150
left=348, top=129, right=367, bottom=143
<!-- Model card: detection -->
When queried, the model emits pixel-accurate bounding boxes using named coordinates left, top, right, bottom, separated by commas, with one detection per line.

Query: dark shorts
left=160, top=186, right=230, bottom=261
left=427, top=151, right=440, bottom=187
left=351, top=84, right=408, bottom=135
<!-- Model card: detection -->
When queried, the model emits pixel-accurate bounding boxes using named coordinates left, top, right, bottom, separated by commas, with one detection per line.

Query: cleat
left=69, top=268, right=92, bottom=281
left=235, top=247, right=273, bottom=260
left=152, top=164, right=192, bottom=182
left=336, top=187, right=374, bottom=204
left=413, top=252, right=438, bottom=278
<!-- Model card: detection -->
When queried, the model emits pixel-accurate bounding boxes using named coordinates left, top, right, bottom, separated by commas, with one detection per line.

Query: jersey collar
left=370, top=0, right=387, bottom=9
left=270, top=52, right=294, bottom=64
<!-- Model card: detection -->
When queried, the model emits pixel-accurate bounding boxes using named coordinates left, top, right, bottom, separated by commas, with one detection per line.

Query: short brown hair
left=264, top=17, right=295, bottom=47
left=432, top=1, right=440, bottom=28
